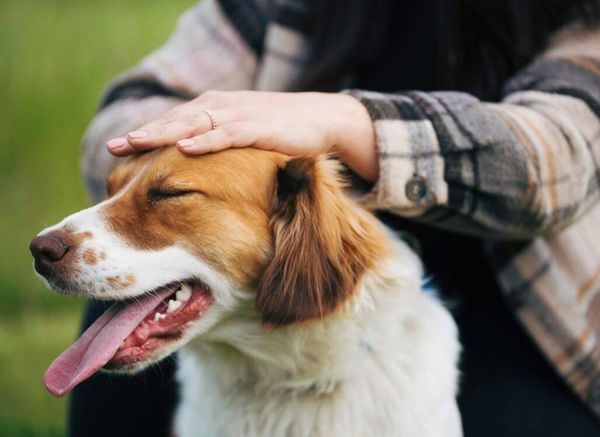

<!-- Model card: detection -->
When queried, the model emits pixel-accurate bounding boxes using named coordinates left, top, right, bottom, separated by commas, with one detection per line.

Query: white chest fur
left=174, top=243, right=462, bottom=437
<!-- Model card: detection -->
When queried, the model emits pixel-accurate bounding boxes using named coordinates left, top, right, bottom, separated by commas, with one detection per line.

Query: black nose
left=30, top=232, right=70, bottom=268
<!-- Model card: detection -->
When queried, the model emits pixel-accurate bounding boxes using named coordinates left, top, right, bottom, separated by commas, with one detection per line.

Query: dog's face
left=30, top=147, right=385, bottom=396
left=38, top=147, right=279, bottom=298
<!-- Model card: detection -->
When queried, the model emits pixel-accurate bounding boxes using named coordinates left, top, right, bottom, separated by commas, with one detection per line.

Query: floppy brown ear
left=256, top=155, right=385, bottom=327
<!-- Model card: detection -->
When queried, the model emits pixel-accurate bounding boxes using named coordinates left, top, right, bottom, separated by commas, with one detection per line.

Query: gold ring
left=202, top=109, right=218, bottom=131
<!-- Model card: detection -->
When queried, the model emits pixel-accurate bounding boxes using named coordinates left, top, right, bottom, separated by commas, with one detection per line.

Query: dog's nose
left=30, top=232, right=70, bottom=269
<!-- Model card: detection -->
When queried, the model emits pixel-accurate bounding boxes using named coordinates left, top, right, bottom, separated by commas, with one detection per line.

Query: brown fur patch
left=72, top=231, right=93, bottom=244
left=106, top=274, right=135, bottom=290
left=83, top=249, right=97, bottom=265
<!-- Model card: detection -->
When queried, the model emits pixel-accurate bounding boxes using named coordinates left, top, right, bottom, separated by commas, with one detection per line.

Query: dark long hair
left=301, top=0, right=600, bottom=99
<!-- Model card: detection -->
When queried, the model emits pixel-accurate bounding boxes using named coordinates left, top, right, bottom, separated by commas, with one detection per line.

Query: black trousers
left=68, top=220, right=600, bottom=436
left=456, top=278, right=600, bottom=436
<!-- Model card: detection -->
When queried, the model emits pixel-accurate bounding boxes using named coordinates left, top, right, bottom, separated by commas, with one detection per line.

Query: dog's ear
left=256, top=155, right=385, bottom=327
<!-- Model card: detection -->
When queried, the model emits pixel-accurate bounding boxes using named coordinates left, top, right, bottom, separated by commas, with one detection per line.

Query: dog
left=30, top=147, right=461, bottom=437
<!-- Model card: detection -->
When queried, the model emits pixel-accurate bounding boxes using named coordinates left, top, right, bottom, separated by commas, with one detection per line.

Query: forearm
left=340, top=24, right=600, bottom=239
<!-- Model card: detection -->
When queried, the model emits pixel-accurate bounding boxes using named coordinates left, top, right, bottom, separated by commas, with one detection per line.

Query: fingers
left=106, top=138, right=135, bottom=156
left=127, top=113, right=211, bottom=147
left=175, top=122, right=259, bottom=155
left=106, top=107, right=237, bottom=156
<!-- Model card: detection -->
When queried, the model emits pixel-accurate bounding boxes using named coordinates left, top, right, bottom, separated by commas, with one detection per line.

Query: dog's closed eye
left=147, top=187, right=199, bottom=204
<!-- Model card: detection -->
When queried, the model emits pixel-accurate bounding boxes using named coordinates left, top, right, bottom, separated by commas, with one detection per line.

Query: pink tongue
left=44, top=288, right=174, bottom=397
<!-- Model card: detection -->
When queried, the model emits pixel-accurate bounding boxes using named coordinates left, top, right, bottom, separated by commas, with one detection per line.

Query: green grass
left=0, top=0, right=193, bottom=434
left=0, top=311, right=81, bottom=436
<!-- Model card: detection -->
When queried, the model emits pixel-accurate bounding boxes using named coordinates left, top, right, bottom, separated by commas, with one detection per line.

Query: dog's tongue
left=44, top=288, right=174, bottom=397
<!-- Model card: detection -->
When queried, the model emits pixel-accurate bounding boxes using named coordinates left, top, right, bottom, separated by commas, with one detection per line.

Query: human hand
left=106, top=91, right=378, bottom=181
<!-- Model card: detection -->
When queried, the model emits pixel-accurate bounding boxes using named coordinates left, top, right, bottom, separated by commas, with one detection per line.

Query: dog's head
left=30, top=147, right=386, bottom=396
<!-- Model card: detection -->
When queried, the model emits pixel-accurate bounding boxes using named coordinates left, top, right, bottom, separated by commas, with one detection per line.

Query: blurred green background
left=0, top=0, right=193, bottom=434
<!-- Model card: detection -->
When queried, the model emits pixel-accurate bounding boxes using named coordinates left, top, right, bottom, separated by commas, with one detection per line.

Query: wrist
left=329, top=93, right=379, bottom=182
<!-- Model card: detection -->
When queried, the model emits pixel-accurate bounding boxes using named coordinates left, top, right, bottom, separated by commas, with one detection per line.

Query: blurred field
left=0, top=0, right=193, bottom=434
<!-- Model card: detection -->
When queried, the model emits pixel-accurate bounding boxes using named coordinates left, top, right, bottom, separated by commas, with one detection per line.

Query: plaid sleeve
left=81, top=0, right=268, bottom=201
left=346, top=25, right=600, bottom=239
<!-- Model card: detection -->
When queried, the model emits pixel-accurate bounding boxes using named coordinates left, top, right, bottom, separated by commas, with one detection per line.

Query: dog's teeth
left=176, top=284, right=192, bottom=302
left=167, top=299, right=182, bottom=313
left=153, top=312, right=166, bottom=322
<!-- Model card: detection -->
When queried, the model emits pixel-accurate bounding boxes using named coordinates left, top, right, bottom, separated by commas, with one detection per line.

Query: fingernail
left=106, top=137, right=127, bottom=150
left=127, top=130, right=148, bottom=140
left=177, top=139, right=194, bottom=148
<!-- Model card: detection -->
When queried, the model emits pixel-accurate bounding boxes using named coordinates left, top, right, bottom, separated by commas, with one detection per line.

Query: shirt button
left=405, top=175, right=429, bottom=203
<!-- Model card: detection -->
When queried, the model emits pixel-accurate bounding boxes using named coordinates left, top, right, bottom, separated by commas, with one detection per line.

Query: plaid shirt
left=82, top=0, right=600, bottom=417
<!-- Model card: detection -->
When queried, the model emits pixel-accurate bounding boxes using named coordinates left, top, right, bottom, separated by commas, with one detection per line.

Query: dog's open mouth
left=44, top=281, right=212, bottom=397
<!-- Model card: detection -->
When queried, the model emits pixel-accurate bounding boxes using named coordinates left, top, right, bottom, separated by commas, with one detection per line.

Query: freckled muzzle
left=29, top=226, right=100, bottom=292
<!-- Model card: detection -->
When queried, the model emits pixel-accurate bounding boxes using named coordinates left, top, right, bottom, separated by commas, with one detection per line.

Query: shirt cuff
left=343, top=90, right=448, bottom=216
